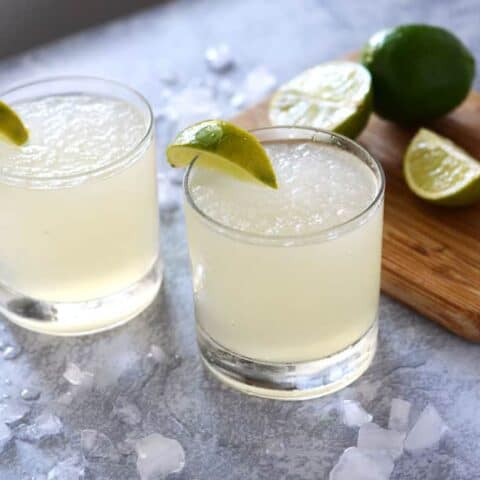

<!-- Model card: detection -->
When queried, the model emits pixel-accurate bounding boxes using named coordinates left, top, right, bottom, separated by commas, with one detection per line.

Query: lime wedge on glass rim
left=269, top=61, right=372, bottom=138
left=166, top=120, right=277, bottom=189
left=0, top=100, right=29, bottom=145
left=404, top=128, right=480, bottom=206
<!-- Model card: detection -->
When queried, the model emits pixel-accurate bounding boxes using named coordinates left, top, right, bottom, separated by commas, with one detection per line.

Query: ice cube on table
left=47, top=456, right=85, bottom=480
left=329, top=447, right=394, bottom=480
left=0, top=401, right=30, bottom=425
left=2, top=344, right=22, bottom=360
left=388, top=398, right=411, bottom=432
left=16, top=413, right=63, bottom=442
left=0, top=423, right=13, bottom=454
left=63, top=363, right=94, bottom=387
left=358, top=423, right=405, bottom=460
left=341, top=400, right=372, bottom=427
left=135, top=433, right=185, bottom=480
left=81, top=429, right=118, bottom=461
left=205, top=44, right=234, bottom=72
left=20, top=387, right=41, bottom=401
left=404, top=404, right=447, bottom=452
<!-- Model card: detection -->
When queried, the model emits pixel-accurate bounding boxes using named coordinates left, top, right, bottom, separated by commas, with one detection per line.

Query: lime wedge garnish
left=404, top=128, right=480, bottom=206
left=268, top=61, right=372, bottom=138
left=166, top=120, right=277, bottom=189
left=0, top=100, right=29, bottom=145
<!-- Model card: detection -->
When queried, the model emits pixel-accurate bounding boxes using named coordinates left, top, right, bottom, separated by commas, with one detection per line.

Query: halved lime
left=166, top=120, right=277, bottom=189
left=268, top=61, right=372, bottom=138
left=404, top=128, right=480, bottom=206
left=0, top=100, right=29, bottom=145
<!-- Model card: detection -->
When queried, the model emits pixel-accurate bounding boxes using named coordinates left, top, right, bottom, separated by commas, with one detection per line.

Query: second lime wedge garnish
left=0, top=100, right=29, bottom=145
left=404, top=128, right=480, bottom=206
left=166, top=120, right=277, bottom=189
left=268, top=61, right=372, bottom=138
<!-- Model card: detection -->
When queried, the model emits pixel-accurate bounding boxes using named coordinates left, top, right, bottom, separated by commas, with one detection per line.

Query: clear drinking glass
left=183, top=127, right=384, bottom=400
left=0, top=77, right=162, bottom=335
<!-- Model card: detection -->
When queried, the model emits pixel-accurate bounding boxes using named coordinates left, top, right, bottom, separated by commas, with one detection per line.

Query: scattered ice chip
left=0, top=401, right=30, bottom=425
left=230, top=93, right=246, bottom=109
left=341, top=400, right=372, bottom=427
left=4, top=379, right=12, bottom=386
left=47, top=456, right=85, bottom=480
left=135, top=433, right=185, bottom=480
left=388, top=398, right=411, bottom=432
left=146, top=344, right=166, bottom=363
left=358, top=422, right=405, bottom=460
left=20, top=388, right=41, bottom=401
left=3, top=344, right=22, bottom=360
left=217, top=78, right=235, bottom=97
left=63, top=362, right=94, bottom=387
left=81, top=429, right=118, bottom=460
left=205, top=44, right=234, bottom=72
left=264, top=438, right=286, bottom=457
left=239, top=66, right=277, bottom=105
left=0, top=423, right=13, bottom=454
left=160, top=85, right=221, bottom=134
left=404, top=404, right=447, bottom=452
left=56, top=390, right=74, bottom=405
left=329, top=447, right=394, bottom=480
left=17, top=413, right=63, bottom=442
left=112, top=396, right=142, bottom=426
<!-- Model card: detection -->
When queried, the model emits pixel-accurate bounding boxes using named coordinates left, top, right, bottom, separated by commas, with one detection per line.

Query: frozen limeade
left=0, top=78, right=161, bottom=335
left=169, top=122, right=384, bottom=399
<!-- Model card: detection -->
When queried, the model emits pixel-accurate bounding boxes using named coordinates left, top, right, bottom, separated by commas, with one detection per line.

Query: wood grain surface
left=233, top=92, right=480, bottom=341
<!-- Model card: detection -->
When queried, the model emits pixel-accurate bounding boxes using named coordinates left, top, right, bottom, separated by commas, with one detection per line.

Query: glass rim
left=184, top=126, right=385, bottom=246
left=0, top=75, right=154, bottom=184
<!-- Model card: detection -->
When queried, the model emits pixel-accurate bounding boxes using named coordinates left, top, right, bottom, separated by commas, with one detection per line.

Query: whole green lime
left=361, top=24, right=475, bottom=124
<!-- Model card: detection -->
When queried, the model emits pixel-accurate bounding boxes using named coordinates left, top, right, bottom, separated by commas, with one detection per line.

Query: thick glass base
left=0, top=258, right=162, bottom=336
left=198, top=320, right=378, bottom=400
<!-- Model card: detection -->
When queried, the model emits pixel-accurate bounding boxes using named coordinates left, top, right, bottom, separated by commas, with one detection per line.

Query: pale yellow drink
left=0, top=80, right=161, bottom=335
left=184, top=128, right=384, bottom=398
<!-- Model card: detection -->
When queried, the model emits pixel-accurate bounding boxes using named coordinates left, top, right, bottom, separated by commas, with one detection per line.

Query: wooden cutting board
left=233, top=91, right=480, bottom=342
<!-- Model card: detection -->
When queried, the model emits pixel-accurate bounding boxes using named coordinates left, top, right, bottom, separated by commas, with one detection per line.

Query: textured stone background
left=1, top=0, right=480, bottom=478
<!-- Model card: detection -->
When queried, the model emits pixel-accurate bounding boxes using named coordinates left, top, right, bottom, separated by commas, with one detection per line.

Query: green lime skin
left=361, top=24, right=475, bottom=124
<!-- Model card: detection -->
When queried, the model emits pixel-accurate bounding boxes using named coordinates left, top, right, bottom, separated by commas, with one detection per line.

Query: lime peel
left=0, top=100, right=29, bottom=146
left=404, top=128, right=480, bottom=206
left=167, top=120, right=278, bottom=189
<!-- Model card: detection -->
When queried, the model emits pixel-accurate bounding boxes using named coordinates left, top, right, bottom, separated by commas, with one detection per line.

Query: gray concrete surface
left=1, top=0, right=480, bottom=478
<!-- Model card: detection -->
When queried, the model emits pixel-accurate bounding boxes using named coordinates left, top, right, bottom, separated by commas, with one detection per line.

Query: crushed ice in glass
left=341, top=400, right=372, bottom=428
left=388, top=398, right=411, bottom=432
left=0, top=400, right=30, bottom=425
left=329, top=447, right=394, bottom=480
left=358, top=422, right=405, bottom=460
left=404, top=404, right=447, bottom=452
left=16, top=413, right=63, bottom=442
left=205, top=43, right=234, bottom=72
left=63, top=362, right=94, bottom=387
left=135, top=433, right=185, bottom=480
left=81, top=429, right=118, bottom=460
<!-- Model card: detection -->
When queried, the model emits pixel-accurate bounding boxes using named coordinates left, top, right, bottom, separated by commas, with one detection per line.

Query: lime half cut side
left=166, top=120, right=277, bottom=189
left=0, top=100, right=29, bottom=145
left=404, top=128, right=480, bottom=206
left=269, top=61, right=372, bottom=138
